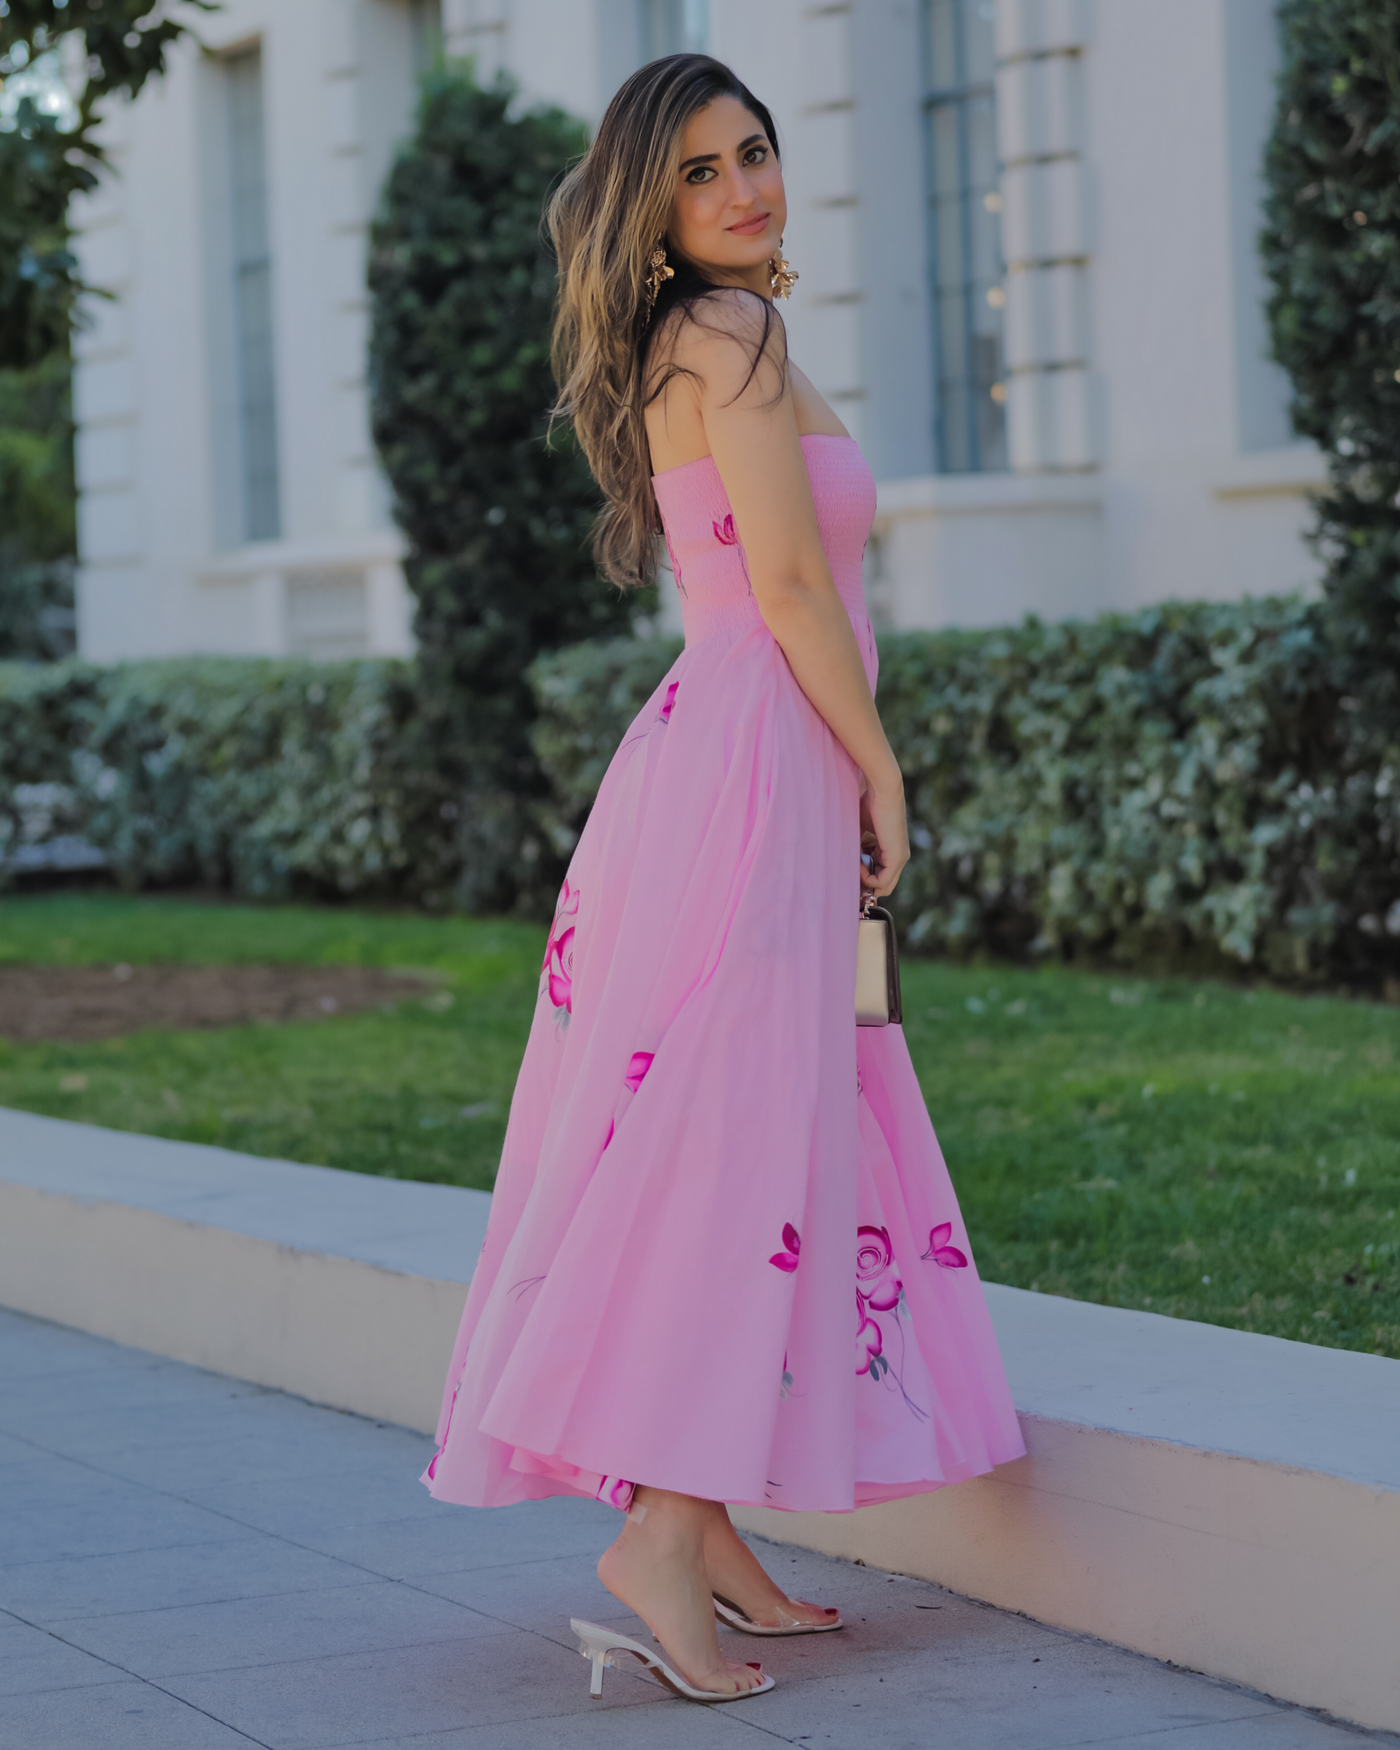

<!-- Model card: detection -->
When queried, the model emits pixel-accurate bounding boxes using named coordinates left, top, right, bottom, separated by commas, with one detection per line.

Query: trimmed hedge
left=529, top=600, right=1400, bottom=984
left=0, top=658, right=449, bottom=903
left=6, top=597, right=1399, bottom=983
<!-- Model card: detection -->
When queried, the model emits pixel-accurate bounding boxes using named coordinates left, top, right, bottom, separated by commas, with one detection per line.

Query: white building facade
left=72, top=0, right=1322, bottom=662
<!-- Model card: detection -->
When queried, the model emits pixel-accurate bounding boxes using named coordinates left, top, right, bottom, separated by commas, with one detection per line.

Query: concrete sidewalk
left=0, top=1309, right=1390, bottom=1750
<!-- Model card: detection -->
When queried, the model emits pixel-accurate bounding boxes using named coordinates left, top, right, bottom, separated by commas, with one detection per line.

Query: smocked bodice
left=651, top=434, right=876, bottom=645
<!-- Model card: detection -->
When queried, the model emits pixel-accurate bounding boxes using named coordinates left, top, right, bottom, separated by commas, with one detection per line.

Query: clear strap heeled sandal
left=712, top=1592, right=843, bottom=1636
left=570, top=1618, right=774, bottom=1702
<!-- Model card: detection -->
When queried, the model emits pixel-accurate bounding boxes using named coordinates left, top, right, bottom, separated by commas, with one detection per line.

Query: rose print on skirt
left=922, top=1222, right=968, bottom=1268
left=544, top=926, right=575, bottom=1016
left=856, top=1225, right=903, bottom=1313
left=601, top=1051, right=657, bottom=1155
left=853, top=1226, right=926, bottom=1417
left=658, top=680, right=679, bottom=724
left=856, top=1292, right=884, bottom=1376
left=856, top=1224, right=894, bottom=1288
left=769, top=1223, right=801, bottom=1272
left=541, top=880, right=580, bottom=1020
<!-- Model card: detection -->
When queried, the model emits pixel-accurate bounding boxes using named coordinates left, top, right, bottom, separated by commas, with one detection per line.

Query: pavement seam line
left=34, top=1576, right=414, bottom=1627
left=0, top=1416, right=654, bottom=1653
left=0, top=1602, right=278, bottom=1747
left=1055, top=1707, right=1389, bottom=1747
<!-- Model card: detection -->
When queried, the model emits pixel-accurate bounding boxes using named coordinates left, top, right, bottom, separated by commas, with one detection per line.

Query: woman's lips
left=727, top=211, right=771, bottom=235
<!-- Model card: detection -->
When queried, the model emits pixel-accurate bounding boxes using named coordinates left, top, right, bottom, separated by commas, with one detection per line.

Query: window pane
left=963, top=0, right=997, bottom=85
left=940, top=379, right=972, bottom=474
left=971, top=333, right=1007, bottom=471
left=966, top=92, right=998, bottom=192
left=226, top=47, right=282, bottom=542
left=922, top=0, right=1005, bottom=473
left=928, top=104, right=963, bottom=199
left=925, top=0, right=959, bottom=90
left=639, top=0, right=707, bottom=59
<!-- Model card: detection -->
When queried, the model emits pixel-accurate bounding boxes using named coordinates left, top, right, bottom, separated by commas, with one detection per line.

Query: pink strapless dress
left=424, top=435, right=1024, bottom=1513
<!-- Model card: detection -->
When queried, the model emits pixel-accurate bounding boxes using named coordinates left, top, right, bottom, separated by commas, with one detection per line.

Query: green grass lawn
left=0, top=894, right=544, bottom=1193
left=4, top=892, right=1398, bottom=1358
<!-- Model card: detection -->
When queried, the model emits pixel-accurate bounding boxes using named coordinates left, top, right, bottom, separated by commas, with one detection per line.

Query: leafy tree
left=0, top=2, right=215, bottom=372
left=1, top=4, right=212, bottom=659
left=1261, top=0, right=1400, bottom=712
left=0, top=352, right=76, bottom=658
left=368, top=66, right=640, bottom=913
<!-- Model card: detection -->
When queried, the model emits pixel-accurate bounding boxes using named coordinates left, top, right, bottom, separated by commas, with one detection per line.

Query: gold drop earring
left=768, top=239, right=798, bottom=301
left=644, top=243, right=674, bottom=316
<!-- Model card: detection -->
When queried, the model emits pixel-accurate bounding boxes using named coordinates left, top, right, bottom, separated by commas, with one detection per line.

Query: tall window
left=922, top=0, right=1006, bottom=473
left=639, top=0, right=708, bottom=60
left=226, top=46, right=282, bottom=542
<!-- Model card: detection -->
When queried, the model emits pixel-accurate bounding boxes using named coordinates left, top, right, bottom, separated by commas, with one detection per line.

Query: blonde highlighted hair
left=548, top=54, right=781, bottom=589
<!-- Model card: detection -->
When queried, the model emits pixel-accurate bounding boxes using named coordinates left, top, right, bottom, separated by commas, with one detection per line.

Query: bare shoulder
left=668, top=288, right=787, bottom=385
left=686, top=286, right=786, bottom=352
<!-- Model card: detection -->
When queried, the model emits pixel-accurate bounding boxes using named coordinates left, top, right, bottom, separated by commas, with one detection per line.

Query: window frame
left=920, top=0, right=1007, bottom=475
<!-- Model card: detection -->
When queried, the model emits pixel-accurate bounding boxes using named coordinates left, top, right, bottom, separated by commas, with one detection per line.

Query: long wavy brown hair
left=548, top=55, right=781, bottom=590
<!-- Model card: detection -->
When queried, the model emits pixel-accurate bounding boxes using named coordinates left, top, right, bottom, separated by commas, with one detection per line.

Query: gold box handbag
left=856, top=892, right=903, bottom=1026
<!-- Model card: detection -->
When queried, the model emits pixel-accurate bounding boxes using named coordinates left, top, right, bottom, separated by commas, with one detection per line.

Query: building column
left=247, top=569, right=287, bottom=656
left=72, top=96, right=149, bottom=658
left=365, top=562, right=417, bottom=658
left=784, top=0, right=866, bottom=452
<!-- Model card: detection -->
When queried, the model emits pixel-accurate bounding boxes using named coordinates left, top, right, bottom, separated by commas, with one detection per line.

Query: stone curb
left=1, top=1107, right=1396, bottom=1732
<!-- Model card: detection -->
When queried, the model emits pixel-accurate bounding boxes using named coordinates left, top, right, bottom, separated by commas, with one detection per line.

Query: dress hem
left=420, top=1438, right=1026, bottom=1516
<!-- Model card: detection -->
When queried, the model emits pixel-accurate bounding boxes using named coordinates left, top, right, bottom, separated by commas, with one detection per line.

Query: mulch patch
left=0, top=965, right=436, bottom=1043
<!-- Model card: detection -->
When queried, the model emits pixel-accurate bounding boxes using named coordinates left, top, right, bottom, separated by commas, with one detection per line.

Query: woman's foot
left=702, top=1504, right=841, bottom=1631
left=596, top=1488, right=769, bottom=1697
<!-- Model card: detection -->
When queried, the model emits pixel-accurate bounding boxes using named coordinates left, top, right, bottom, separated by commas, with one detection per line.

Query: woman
left=423, top=54, right=1025, bottom=1704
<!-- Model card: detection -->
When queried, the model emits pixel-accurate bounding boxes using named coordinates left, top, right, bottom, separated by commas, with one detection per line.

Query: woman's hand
left=860, top=774, right=909, bottom=899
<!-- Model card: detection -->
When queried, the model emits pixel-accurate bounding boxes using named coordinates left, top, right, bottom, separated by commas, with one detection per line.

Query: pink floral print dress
left=424, top=436, right=1024, bottom=1514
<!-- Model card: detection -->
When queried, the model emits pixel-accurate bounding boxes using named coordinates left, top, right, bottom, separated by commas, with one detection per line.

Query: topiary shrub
left=368, top=65, right=639, bottom=914
left=1261, top=0, right=1400, bottom=721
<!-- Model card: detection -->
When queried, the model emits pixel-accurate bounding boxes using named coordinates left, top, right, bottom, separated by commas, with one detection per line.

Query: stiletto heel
left=570, top=1618, right=774, bottom=1703
left=712, top=1593, right=843, bottom=1636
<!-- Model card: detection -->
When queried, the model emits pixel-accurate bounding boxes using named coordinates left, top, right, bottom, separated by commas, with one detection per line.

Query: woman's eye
left=686, top=166, right=716, bottom=184
left=744, top=146, right=768, bottom=165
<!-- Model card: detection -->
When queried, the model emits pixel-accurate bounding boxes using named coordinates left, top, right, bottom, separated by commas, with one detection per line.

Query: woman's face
left=667, top=94, right=787, bottom=289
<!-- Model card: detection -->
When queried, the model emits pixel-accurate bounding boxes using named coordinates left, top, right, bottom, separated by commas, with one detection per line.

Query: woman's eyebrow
left=678, top=134, right=766, bottom=172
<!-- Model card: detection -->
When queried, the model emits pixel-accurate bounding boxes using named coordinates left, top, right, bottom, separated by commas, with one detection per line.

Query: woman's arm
left=669, top=293, right=908, bottom=896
